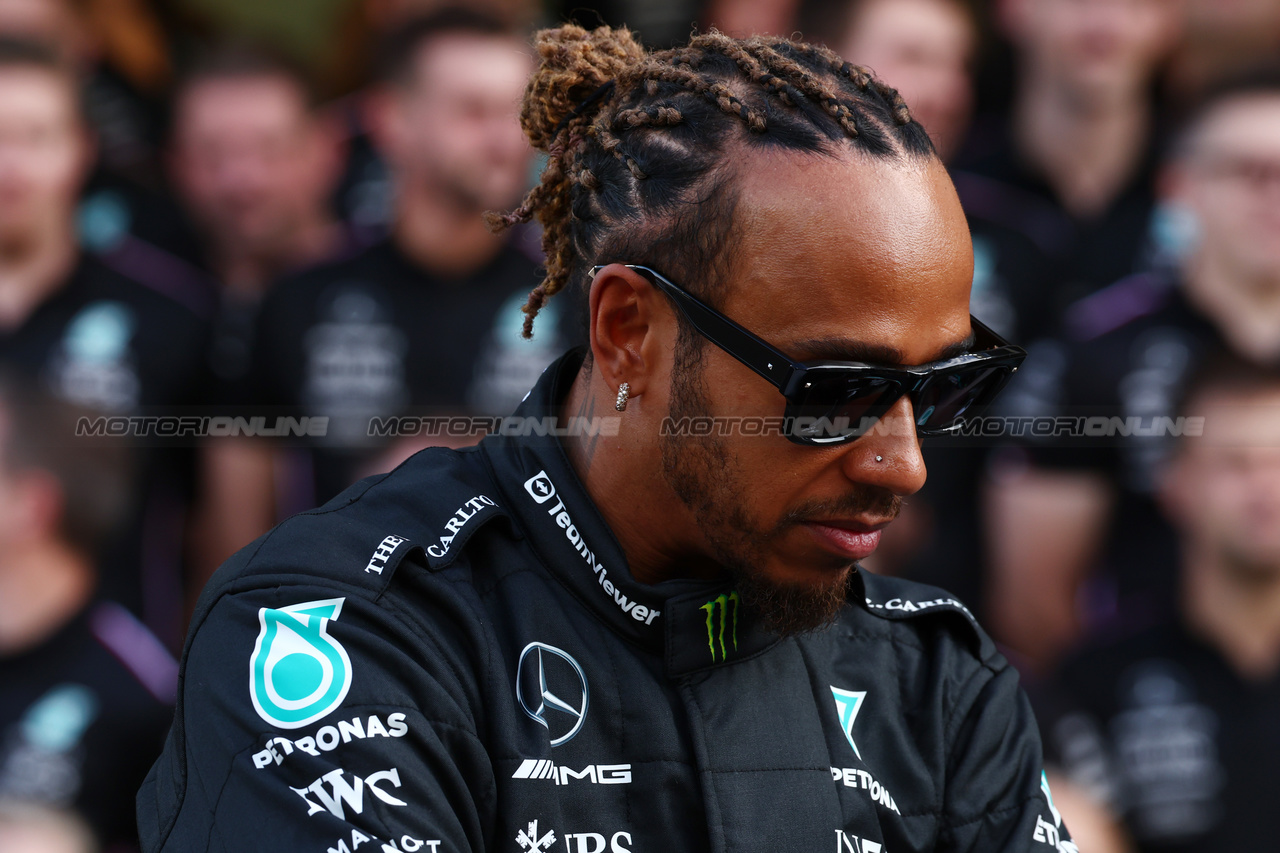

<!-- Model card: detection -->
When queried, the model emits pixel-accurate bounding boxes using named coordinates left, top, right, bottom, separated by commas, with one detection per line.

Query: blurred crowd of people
left=0, top=0, right=1278, bottom=851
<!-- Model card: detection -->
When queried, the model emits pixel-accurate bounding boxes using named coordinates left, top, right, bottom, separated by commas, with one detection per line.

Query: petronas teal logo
left=250, top=598, right=352, bottom=729
left=831, top=686, right=866, bottom=759
left=701, top=591, right=739, bottom=661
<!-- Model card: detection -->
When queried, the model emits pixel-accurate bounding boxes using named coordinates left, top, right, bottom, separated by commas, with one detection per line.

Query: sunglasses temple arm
left=629, top=267, right=802, bottom=392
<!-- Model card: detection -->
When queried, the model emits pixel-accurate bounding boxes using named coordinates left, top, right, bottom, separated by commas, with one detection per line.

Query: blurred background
left=0, top=1, right=1278, bottom=850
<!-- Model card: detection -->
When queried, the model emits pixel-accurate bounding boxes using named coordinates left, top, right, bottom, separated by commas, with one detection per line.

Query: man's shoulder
left=848, top=571, right=1001, bottom=667
left=197, top=445, right=513, bottom=613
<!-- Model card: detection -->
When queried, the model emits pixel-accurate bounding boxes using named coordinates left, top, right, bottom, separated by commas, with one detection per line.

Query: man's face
left=0, top=67, right=85, bottom=251
left=170, top=75, right=337, bottom=258
left=1165, top=388, right=1280, bottom=577
left=840, top=0, right=975, bottom=161
left=656, top=149, right=973, bottom=633
left=1003, top=0, right=1181, bottom=102
left=376, top=33, right=532, bottom=213
left=1170, top=95, right=1280, bottom=281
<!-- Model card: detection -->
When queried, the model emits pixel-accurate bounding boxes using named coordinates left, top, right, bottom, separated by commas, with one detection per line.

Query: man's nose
left=839, top=395, right=928, bottom=497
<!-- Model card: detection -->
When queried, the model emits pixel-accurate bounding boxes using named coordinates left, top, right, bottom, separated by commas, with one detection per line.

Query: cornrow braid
left=489, top=24, right=934, bottom=339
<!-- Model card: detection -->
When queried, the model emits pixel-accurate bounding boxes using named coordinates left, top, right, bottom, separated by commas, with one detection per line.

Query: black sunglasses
left=592, top=264, right=1027, bottom=446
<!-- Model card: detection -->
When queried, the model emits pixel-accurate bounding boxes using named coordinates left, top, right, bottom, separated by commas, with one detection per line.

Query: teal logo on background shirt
left=831, top=686, right=867, bottom=759
left=250, top=598, right=352, bottom=729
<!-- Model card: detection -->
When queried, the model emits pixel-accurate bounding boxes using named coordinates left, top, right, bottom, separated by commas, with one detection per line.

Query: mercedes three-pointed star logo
left=515, top=641, right=589, bottom=746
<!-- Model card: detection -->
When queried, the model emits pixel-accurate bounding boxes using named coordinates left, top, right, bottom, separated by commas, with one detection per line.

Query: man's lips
left=801, top=518, right=891, bottom=561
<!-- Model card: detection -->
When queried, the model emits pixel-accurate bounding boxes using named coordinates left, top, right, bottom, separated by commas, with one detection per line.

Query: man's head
left=837, top=0, right=976, bottom=161
left=1162, top=65, right=1280, bottom=287
left=168, top=46, right=341, bottom=269
left=999, top=0, right=1181, bottom=106
left=0, top=38, right=89, bottom=258
left=368, top=9, right=533, bottom=216
left=1162, top=353, right=1280, bottom=580
left=0, top=374, right=131, bottom=563
left=494, top=27, right=985, bottom=634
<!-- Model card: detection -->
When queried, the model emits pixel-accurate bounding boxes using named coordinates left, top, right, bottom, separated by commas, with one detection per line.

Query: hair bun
left=521, top=24, right=645, bottom=150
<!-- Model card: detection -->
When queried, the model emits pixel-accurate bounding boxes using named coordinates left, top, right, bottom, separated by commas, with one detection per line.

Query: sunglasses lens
left=914, top=365, right=1008, bottom=431
left=789, top=377, right=903, bottom=442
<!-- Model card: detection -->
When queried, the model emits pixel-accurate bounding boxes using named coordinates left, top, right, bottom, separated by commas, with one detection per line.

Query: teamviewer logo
left=524, top=470, right=557, bottom=504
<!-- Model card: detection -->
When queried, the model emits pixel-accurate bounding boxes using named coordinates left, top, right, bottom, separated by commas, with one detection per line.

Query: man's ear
left=587, top=264, right=671, bottom=404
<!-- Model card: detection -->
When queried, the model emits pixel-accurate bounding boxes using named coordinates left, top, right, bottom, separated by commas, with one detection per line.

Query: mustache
left=776, top=488, right=903, bottom=529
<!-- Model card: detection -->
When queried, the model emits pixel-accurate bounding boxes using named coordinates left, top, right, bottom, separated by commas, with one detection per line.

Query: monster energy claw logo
left=250, top=598, right=353, bottom=729
left=701, top=592, right=740, bottom=661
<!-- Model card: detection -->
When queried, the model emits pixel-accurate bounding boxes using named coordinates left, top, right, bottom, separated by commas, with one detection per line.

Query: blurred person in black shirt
left=168, top=44, right=353, bottom=596
left=954, top=0, right=1183, bottom=315
left=988, top=66, right=1280, bottom=670
left=209, top=10, right=579, bottom=569
left=0, top=376, right=175, bottom=853
left=168, top=45, right=350, bottom=392
left=1033, top=354, right=1280, bottom=853
left=0, top=38, right=213, bottom=648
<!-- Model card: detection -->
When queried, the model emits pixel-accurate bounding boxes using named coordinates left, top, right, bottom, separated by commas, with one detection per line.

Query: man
left=954, top=0, right=1182, bottom=315
left=234, top=9, right=577, bottom=522
left=1033, top=354, right=1280, bottom=852
left=987, top=65, right=1280, bottom=669
left=0, top=376, right=175, bottom=850
left=0, top=37, right=213, bottom=648
left=168, top=45, right=351, bottom=587
left=140, top=25, right=1070, bottom=853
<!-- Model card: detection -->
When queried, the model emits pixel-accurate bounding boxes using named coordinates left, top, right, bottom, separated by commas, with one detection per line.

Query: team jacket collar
left=480, top=349, right=779, bottom=675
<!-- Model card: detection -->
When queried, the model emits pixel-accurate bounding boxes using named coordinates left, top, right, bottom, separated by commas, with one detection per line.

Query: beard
left=659, top=331, right=899, bottom=637
left=0, top=225, right=37, bottom=263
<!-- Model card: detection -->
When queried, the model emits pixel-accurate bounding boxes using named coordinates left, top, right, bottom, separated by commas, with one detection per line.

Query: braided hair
left=487, top=25, right=935, bottom=339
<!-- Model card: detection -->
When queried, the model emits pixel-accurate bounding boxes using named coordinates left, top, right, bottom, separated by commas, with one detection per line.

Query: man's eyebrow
left=789, top=331, right=977, bottom=366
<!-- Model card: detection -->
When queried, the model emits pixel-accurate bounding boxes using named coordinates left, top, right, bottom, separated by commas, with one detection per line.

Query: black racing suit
left=138, top=350, right=1074, bottom=853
